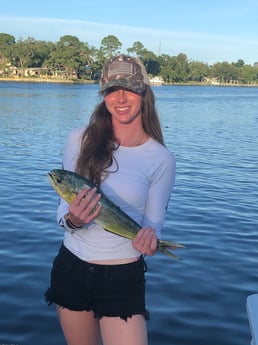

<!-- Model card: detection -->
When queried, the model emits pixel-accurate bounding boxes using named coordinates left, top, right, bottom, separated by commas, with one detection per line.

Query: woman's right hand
left=66, top=187, right=102, bottom=227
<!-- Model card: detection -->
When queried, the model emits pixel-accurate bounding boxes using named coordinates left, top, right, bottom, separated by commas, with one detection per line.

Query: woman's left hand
left=132, top=227, right=157, bottom=256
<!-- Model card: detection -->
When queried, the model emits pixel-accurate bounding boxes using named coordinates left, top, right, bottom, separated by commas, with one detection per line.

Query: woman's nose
left=117, top=89, right=127, bottom=102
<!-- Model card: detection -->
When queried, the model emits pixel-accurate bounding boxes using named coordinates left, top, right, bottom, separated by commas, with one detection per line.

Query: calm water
left=0, top=82, right=257, bottom=345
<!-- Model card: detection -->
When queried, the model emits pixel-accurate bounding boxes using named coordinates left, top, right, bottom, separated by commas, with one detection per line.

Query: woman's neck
left=114, top=126, right=149, bottom=147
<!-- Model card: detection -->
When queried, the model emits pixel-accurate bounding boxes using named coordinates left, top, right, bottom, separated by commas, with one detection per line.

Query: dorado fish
left=48, top=169, right=185, bottom=259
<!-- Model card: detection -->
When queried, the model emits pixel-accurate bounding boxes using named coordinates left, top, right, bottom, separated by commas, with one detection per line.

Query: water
left=0, top=82, right=257, bottom=345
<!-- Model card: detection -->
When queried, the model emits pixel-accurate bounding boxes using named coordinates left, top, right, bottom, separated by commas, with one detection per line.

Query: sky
left=1, top=0, right=258, bottom=65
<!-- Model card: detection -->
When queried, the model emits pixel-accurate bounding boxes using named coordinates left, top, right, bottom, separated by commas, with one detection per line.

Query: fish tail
left=157, top=246, right=180, bottom=259
left=157, top=239, right=186, bottom=260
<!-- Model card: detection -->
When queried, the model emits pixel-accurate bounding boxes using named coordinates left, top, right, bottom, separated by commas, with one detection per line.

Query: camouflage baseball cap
left=100, top=54, right=150, bottom=94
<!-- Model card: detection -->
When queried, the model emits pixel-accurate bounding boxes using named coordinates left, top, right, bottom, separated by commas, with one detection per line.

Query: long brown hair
left=76, top=86, right=164, bottom=185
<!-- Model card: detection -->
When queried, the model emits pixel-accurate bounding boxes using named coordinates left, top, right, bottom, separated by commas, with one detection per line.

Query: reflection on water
left=0, top=82, right=257, bottom=345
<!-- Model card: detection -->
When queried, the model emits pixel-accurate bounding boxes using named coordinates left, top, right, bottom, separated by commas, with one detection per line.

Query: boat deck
left=247, top=294, right=258, bottom=345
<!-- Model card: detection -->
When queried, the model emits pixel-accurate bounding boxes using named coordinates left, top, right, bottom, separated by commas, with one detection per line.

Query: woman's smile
left=116, top=106, right=130, bottom=113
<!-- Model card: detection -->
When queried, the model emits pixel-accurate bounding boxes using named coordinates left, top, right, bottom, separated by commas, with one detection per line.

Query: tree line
left=0, top=33, right=258, bottom=85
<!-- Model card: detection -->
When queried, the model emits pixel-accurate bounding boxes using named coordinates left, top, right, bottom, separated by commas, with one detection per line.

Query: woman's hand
left=132, top=227, right=157, bottom=256
left=66, top=187, right=102, bottom=227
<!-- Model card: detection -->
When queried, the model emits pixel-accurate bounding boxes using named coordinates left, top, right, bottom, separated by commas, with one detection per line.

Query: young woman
left=45, top=54, right=176, bottom=345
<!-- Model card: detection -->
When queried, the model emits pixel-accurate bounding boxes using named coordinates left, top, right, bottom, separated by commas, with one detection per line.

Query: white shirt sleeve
left=142, top=151, right=176, bottom=238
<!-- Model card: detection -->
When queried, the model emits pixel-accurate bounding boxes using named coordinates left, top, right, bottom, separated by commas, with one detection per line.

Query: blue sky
left=1, top=0, right=258, bottom=65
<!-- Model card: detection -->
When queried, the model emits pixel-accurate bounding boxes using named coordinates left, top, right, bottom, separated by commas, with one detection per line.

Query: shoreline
left=0, top=77, right=96, bottom=84
left=0, top=77, right=257, bottom=87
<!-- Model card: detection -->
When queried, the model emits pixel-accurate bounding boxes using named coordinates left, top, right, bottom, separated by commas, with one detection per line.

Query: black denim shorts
left=45, top=243, right=149, bottom=320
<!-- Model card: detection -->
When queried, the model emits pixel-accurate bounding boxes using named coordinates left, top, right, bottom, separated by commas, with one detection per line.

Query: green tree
left=44, top=35, right=91, bottom=79
left=210, top=61, right=239, bottom=83
left=127, top=41, right=160, bottom=75
left=188, top=60, right=210, bottom=82
left=239, top=64, right=257, bottom=84
left=6, top=37, right=46, bottom=75
left=127, top=41, right=146, bottom=57
left=158, top=54, right=177, bottom=83
left=139, top=51, right=159, bottom=76
left=174, top=53, right=190, bottom=82
left=99, top=35, right=122, bottom=61
left=233, top=59, right=245, bottom=68
left=26, top=40, right=55, bottom=68
left=0, top=33, right=16, bottom=59
left=0, top=33, right=16, bottom=46
left=1, top=31, right=258, bottom=85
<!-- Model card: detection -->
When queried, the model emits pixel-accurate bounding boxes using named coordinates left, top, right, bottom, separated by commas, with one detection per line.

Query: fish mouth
left=48, top=170, right=66, bottom=188
left=47, top=172, right=54, bottom=181
left=47, top=171, right=59, bottom=185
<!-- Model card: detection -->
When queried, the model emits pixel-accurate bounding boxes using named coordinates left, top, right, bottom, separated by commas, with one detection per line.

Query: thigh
left=100, top=314, right=147, bottom=345
left=57, top=306, right=101, bottom=345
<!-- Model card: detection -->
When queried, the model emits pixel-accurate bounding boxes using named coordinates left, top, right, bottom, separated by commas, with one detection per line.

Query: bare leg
left=100, top=314, right=147, bottom=345
left=57, top=306, right=102, bottom=345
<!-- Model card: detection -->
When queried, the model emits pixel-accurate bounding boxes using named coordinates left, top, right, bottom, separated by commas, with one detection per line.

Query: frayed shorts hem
left=45, top=288, right=150, bottom=321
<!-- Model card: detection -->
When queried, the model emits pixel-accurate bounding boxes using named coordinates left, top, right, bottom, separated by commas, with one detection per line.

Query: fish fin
left=157, top=239, right=186, bottom=260
left=158, top=239, right=186, bottom=249
left=158, top=247, right=180, bottom=259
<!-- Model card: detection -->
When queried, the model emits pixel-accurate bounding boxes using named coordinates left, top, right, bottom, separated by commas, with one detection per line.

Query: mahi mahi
left=48, top=169, right=185, bottom=259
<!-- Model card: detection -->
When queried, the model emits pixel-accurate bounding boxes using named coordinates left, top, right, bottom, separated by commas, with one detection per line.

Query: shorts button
left=89, top=266, right=95, bottom=273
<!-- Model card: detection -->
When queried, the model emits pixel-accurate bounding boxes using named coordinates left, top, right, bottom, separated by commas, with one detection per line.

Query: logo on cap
left=100, top=54, right=150, bottom=94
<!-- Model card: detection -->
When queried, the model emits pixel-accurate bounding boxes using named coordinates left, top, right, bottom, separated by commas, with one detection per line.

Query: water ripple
left=0, top=83, right=257, bottom=345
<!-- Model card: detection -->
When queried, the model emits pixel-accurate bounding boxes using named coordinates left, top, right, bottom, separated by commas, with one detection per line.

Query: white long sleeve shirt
left=57, top=126, right=176, bottom=261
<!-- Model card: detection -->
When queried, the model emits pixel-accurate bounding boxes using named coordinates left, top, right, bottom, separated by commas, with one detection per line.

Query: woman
left=45, top=54, right=176, bottom=345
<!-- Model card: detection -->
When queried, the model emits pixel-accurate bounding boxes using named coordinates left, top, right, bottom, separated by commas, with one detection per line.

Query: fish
left=48, top=169, right=185, bottom=259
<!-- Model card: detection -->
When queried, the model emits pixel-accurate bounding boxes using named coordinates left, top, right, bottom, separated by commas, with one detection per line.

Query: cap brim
left=100, top=80, right=135, bottom=92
